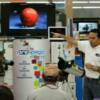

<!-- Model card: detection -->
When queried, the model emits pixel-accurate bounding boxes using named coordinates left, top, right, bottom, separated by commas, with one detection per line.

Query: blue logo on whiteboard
left=17, top=50, right=29, bottom=55
left=31, top=50, right=46, bottom=55
left=16, top=49, right=46, bottom=56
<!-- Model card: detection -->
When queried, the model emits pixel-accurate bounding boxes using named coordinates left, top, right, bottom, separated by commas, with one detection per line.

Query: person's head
left=88, top=29, right=100, bottom=47
left=42, top=63, right=59, bottom=84
left=0, top=86, right=14, bottom=100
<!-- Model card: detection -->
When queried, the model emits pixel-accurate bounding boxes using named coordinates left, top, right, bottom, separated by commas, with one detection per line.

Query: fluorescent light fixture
left=54, top=1, right=88, bottom=4
left=73, top=1, right=88, bottom=4
left=89, top=1, right=100, bottom=3
left=53, top=1, right=65, bottom=3
left=73, top=6, right=100, bottom=9
left=73, top=1, right=100, bottom=4
left=83, top=6, right=100, bottom=9
left=27, top=1, right=65, bottom=3
left=73, top=7, right=82, bottom=9
left=27, top=1, right=49, bottom=3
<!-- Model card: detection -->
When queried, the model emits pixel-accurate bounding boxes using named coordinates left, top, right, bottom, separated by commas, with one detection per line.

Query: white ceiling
left=0, top=0, right=100, bottom=9
left=0, top=0, right=100, bottom=2
left=0, top=0, right=100, bottom=17
left=0, top=0, right=99, bottom=9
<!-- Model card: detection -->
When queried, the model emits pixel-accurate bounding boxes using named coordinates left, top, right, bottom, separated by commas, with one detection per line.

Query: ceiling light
left=52, top=1, right=65, bottom=3
left=89, top=1, right=100, bottom=3
left=73, top=1, right=100, bottom=4
left=27, top=1, right=49, bottom=3
left=73, top=6, right=100, bottom=9
left=73, top=1, right=88, bottom=4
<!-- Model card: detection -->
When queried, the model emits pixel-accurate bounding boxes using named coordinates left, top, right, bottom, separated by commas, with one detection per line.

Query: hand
left=85, top=63, right=94, bottom=69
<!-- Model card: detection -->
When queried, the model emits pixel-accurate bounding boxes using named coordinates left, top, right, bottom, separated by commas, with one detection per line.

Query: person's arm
left=96, top=67, right=100, bottom=73
left=52, top=32, right=78, bottom=46
left=93, top=66, right=100, bottom=73
left=85, top=63, right=100, bottom=73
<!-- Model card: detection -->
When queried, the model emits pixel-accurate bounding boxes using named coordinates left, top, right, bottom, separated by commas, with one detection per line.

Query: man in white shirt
left=53, top=29, right=100, bottom=100
left=27, top=64, right=68, bottom=100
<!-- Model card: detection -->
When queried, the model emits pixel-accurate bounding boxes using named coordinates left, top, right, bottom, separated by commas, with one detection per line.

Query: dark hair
left=89, top=29, right=100, bottom=38
left=42, top=74, right=58, bottom=83
left=0, top=86, right=14, bottom=100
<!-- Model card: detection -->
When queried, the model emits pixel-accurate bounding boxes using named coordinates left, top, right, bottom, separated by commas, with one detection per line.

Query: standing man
left=53, top=29, right=100, bottom=100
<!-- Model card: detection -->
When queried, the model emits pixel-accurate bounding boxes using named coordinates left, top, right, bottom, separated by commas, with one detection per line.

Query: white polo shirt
left=78, top=41, right=100, bottom=79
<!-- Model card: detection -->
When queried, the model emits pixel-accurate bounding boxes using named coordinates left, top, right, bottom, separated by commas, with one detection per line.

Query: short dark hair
left=42, top=73, right=58, bottom=83
left=0, top=86, right=14, bottom=100
left=89, top=29, right=100, bottom=38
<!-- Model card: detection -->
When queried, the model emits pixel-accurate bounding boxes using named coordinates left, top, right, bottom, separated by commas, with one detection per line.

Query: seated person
left=27, top=63, right=68, bottom=100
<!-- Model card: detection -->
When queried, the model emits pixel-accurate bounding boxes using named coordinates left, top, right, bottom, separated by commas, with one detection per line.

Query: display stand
left=13, top=39, right=50, bottom=100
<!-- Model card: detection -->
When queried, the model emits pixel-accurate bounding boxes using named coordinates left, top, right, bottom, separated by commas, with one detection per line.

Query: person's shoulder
left=57, top=89, right=68, bottom=100
left=27, top=89, right=38, bottom=100
left=27, top=87, right=46, bottom=100
left=58, top=88, right=66, bottom=95
left=28, top=87, right=45, bottom=96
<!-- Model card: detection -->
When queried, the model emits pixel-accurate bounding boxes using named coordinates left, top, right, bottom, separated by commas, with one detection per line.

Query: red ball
left=21, top=8, right=39, bottom=26
left=34, top=70, right=40, bottom=77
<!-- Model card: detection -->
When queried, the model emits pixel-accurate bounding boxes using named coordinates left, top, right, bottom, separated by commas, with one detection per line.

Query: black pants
left=83, top=77, right=100, bottom=100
